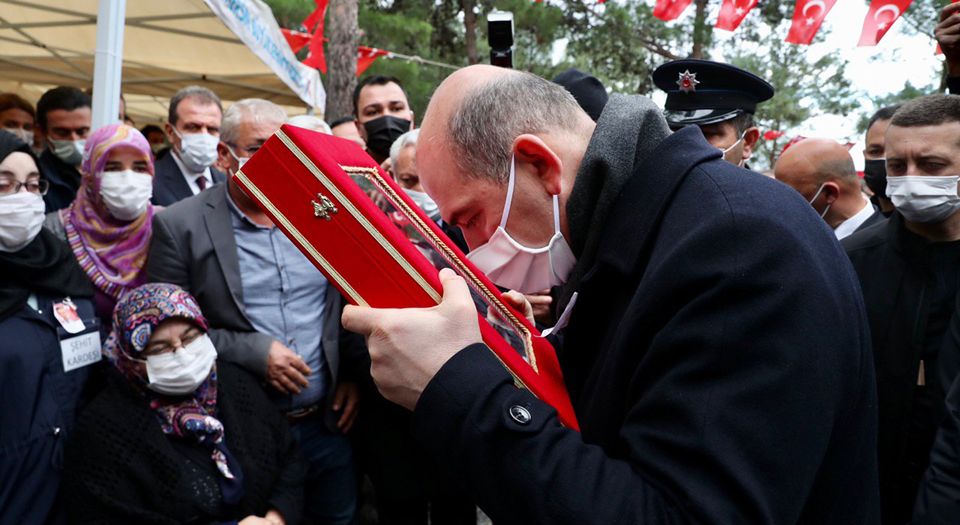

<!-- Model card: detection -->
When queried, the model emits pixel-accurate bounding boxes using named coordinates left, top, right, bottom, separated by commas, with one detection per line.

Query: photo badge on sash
left=54, top=297, right=101, bottom=373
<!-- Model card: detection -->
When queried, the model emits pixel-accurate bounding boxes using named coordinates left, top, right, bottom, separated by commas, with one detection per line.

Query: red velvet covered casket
left=234, top=125, right=578, bottom=429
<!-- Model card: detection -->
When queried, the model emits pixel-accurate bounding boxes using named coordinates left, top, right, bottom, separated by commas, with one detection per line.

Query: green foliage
left=853, top=80, right=938, bottom=133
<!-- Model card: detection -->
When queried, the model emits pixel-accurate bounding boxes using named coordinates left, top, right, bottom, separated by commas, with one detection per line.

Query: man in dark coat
left=341, top=65, right=880, bottom=523
left=35, top=86, right=91, bottom=212
left=843, top=94, right=960, bottom=524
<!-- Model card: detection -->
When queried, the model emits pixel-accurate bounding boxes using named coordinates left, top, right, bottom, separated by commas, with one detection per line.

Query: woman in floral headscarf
left=63, top=283, right=304, bottom=524
left=44, top=123, right=156, bottom=325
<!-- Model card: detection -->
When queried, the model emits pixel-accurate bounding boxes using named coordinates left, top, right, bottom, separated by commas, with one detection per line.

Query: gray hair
left=168, top=86, right=222, bottom=125
left=390, top=129, right=420, bottom=169
left=447, top=72, right=588, bottom=183
left=288, top=114, right=332, bottom=134
left=221, top=98, right=287, bottom=145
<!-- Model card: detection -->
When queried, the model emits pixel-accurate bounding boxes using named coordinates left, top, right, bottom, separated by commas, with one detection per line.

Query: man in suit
left=151, top=86, right=226, bottom=206
left=147, top=98, right=367, bottom=525
left=775, top=137, right=885, bottom=239
left=341, top=65, right=880, bottom=524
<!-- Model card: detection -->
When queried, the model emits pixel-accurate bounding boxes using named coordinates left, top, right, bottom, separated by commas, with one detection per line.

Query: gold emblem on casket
left=312, top=194, right=338, bottom=221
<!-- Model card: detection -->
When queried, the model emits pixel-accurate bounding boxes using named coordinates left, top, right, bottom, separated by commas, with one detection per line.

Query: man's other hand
left=937, top=2, right=960, bottom=76
left=341, top=268, right=482, bottom=410
left=266, top=341, right=311, bottom=394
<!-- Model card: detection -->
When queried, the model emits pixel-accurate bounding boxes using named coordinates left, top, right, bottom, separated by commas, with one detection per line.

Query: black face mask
left=363, top=115, right=411, bottom=159
left=863, top=158, right=887, bottom=200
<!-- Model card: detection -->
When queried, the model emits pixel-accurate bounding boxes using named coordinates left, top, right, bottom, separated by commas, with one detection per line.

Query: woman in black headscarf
left=0, top=129, right=97, bottom=524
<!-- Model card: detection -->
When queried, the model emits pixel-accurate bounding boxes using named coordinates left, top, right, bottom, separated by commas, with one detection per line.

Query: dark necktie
left=197, top=175, right=208, bottom=191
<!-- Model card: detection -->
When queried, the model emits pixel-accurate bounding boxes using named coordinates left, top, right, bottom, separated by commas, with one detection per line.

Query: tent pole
left=91, top=0, right=126, bottom=130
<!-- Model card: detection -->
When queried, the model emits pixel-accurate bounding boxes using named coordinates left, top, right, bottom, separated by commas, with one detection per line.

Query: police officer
left=653, top=59, right=774, bottom=168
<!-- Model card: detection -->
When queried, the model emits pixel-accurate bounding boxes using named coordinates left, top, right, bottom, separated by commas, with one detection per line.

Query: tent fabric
left=0, top=0, right=317, bottom=122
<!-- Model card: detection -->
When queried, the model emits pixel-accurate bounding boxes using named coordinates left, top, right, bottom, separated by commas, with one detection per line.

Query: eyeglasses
left=0, top=179, right=50, bottom=196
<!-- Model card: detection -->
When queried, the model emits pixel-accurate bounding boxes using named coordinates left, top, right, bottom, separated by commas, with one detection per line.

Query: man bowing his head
left=342, top=65, right=880, bottom=525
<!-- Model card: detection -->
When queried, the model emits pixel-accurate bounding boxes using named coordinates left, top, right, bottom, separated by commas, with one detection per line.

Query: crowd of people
left=7, top=5, right=960, bottom=525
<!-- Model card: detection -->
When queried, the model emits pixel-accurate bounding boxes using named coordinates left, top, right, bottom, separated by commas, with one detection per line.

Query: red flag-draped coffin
left=234, top=125, right=580, bottom=430
left=785, top=0, right=837, bottom=45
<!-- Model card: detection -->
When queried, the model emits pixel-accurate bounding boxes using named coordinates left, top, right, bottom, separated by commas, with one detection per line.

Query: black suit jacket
left=39, top=149, right=81, bottom=212
left=411, top=127, right=880, bottom=524
left=856, top=206, right=887, bottom=234
left=146, top=184, right=368, bottom=429
left=151, top=152, right=226, bottom=207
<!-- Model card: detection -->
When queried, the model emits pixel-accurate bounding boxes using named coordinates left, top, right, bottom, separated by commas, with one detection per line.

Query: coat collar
left=594, top=125, right=722, bottom=276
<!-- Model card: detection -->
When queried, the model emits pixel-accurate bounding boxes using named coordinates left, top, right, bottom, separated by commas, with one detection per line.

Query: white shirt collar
left=170, top=150, right=212, bottom=194
left=834, top=197, right=876, bottom=240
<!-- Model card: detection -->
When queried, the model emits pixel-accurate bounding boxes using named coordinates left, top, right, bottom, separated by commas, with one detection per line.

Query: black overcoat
left=412, top=126, right=881, bottom=524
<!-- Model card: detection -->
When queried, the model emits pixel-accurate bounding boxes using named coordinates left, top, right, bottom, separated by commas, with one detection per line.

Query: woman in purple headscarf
left=63, top=283, right=304, bottom=524
left=44, top=123, right=156, bottom=325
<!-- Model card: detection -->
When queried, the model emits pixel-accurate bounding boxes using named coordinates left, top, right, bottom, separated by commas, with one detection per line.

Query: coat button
left=508, top=405, right=531, bottom=425
left=53, top=427, right=61, bottom=436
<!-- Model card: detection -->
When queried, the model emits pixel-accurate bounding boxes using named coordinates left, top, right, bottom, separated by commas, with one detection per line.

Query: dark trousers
left=291, top=414, right=358, bottom=525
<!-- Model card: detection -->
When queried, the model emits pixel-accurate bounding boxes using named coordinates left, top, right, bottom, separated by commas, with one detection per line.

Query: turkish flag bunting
left=357, top=47, right=390, bottom=76
left=281, top=29, right=312, bottom=54
left=302, top=0, right=330, bottom=73
left=716, top=0, right=758, bottom=31
left=785, top=0, right=836, bottom=45
left=858, top=0, right=912, bottom=46
left=653, top=0, right=694, bottom=21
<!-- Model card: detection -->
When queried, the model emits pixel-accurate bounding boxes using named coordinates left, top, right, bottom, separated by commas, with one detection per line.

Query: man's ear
left=822, top=181, right=841, bottom=206
left=741, top=126, right=761, bottom=161
left=513, top=134, right=563, bottom=196
left=215, top=142, right=232, bottom=172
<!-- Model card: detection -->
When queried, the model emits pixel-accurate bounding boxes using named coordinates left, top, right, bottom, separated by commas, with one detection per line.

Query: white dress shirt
left=170, top=151, right=214, bottom=195
left=834, top=197, right=877, bottom=240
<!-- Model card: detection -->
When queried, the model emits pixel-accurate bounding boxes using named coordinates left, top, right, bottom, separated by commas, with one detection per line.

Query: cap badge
left=676, top=70, right=699, bottom=94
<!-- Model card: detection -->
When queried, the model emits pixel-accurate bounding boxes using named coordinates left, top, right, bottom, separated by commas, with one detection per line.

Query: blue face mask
left=403, top=188, right=440, bottom=222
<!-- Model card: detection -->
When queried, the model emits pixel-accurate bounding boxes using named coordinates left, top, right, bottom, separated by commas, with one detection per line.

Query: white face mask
left=49, top=138, right=85, bottom=166
left=404, top=188, right=440, bottom=222
left=719, top=133, right=745, bottom=168
left=145, top=334, right=217, bottom=396
left=225, top=144, right=249, bottom=176
left=174, top=129, right=219, bottom=173
left=467, top=156, right=577, bottom=294
left=4, top=128, right=33, bottom=146
left=99, top=169, right=153, bottom=221
left=0, top=190, right=45, bottom=252
left=886, top=174, right=960, bottom=224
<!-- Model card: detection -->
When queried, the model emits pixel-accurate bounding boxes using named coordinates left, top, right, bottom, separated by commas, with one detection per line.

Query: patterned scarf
left=103, top=283, right=238, bottom=482
left=62, top=124, right=154, bottom=301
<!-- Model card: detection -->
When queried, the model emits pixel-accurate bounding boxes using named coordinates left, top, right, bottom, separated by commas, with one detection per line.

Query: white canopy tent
left=0, top=0, right=324, bottom=124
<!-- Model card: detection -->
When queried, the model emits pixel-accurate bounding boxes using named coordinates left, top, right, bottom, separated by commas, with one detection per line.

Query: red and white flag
left=281, top=28, right=312, bottom=54
left=858, top=0, right=912, bottom=47
left=653, top=0, right=694, bottom=21
left=716, top=0, right=758, bottom=31
left=302, top=0, right=330, bottom=72
left=357, top=47, right=390, bottom=76
left=785, top=0, right=836, bottom=45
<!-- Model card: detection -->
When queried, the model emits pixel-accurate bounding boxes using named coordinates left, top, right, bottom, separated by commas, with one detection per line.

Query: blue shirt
left=227, top=191, right=328, bottom=409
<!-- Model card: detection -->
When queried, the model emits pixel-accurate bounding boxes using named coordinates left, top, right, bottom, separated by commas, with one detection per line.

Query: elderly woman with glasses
left=63, top=283, right=304, bottom=525
left=0, top=129, right=98, bottom=523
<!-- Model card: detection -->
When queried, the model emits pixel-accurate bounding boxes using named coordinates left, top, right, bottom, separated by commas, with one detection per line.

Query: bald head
left=419, top=65, right=594, bottom=185
left=775, top=138, right=857, bottom=195
left=415, top=65, right=597, bottom=251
